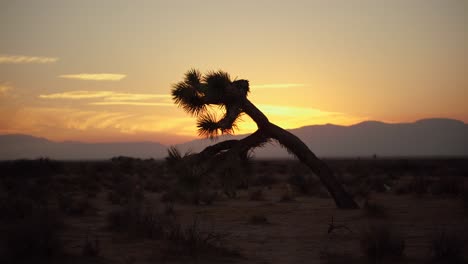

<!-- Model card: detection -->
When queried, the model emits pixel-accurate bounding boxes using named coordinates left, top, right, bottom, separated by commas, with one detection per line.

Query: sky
left=0, top=0, right=467, bottom=145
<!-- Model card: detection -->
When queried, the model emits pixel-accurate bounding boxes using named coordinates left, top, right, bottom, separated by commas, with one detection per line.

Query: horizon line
left=0, top=117, right=465, bottom=145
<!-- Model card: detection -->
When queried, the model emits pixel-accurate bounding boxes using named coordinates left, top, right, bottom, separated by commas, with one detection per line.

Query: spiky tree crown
left=171, top=69, right=250, bottom=139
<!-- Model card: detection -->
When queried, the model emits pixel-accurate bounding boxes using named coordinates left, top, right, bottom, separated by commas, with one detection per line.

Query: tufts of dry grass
left=162, top=218, right=241, bottom=261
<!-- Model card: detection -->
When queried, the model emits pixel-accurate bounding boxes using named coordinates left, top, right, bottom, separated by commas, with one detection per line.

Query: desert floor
left=1, top=158, right=467, bottom=263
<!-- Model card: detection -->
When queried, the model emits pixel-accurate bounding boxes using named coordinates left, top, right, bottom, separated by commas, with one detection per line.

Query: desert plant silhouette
left=171, top=69, right=358, bottom=209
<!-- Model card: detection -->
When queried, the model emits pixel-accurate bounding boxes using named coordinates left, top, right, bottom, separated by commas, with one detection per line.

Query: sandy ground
left=60, top=185, right=467, bottom=264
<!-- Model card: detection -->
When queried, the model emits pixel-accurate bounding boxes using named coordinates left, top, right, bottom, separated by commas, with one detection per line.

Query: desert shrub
left=248, top=214, right=269, bottom=225
left=217, top=157, right=253, bottom=198
left=162, top=218, right=240, bottom=261
left=288, top=173, right=330, bottom=198
left=360, top=224, right=405, bottom=263
left=1, top=207, right=64, bottom=263
left=431, top=230, right=465, bottom=264
left=248, top=189, right=264, bottom=201
left=108, top=175, right=144, bottom=205
left=431, top=175, right=464, bottom=196
left=106, top=202, right=169, bottom=239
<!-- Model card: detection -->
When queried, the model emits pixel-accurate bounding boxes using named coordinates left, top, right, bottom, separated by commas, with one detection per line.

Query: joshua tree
left=171, top=69, right=358, bottom=209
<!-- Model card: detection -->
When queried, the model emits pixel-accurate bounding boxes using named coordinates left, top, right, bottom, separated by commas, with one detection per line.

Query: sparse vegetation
left=0, top=158, right=467, bottom=263
left=1, top=206, right=64, bottom=263
left=162, top=218, right=241, bottom=261
left=106, top=201, right=169, bottom=239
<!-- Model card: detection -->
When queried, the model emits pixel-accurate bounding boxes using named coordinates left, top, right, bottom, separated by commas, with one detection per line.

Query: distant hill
left=1, top=118, right=467, bottom=160
left=0, top=135, right=167, bottom=160
left=176, top=118, right=468, bottom=158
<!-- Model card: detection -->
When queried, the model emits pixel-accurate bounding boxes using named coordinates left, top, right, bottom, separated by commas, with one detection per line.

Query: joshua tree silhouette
left=171, top=69, right=358, bottom=209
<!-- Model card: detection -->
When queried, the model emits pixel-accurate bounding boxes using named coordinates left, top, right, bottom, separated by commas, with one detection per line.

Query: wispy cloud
left=250, top=83, right=305, bottom=89
left=0, top=54, right=58, bottom=64
left=39, top=91, right=170, bottom=101
left=59, top=73, right=126, bottom=81
left=40, top=91, right=114, bottom=99
left=7, top=107, right=194, bottom=137
left=91, top=102, right=173, bottom=106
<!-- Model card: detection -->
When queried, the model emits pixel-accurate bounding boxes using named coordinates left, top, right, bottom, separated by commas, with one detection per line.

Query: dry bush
left=108, top=174, right=144, bottom=205
left=288, top=173, right=327, bottom=197
left=360, top=224, right=405, bottom=263
left=162, top=218, right=240, bottom=261
left=106, top=201, right=170, bottom=240
left=431, top=230, right=465, bottom=264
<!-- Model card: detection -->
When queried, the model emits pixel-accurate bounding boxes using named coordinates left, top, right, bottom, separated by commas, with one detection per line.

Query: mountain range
left=1, top=118, right=467, bottom=160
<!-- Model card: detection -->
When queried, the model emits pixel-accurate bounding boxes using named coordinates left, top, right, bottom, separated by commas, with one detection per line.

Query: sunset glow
left=1, top=1, right=467, bottom=144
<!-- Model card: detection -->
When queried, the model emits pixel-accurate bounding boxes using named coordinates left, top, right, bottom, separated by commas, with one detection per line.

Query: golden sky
left=1, top=0, right=467, bottom=144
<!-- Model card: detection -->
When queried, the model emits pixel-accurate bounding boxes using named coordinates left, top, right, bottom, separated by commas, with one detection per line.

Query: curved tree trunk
left=242, top=98, right=359, bottom=209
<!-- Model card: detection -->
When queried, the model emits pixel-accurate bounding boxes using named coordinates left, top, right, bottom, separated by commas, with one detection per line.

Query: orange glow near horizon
left=1, top=1, right=467, bottom=145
